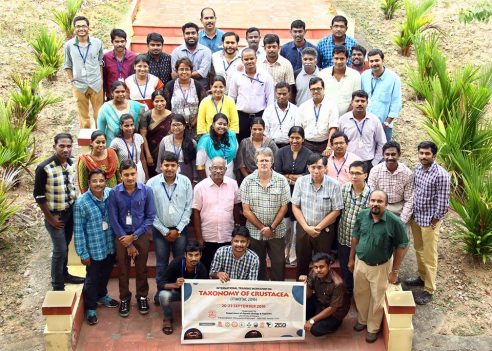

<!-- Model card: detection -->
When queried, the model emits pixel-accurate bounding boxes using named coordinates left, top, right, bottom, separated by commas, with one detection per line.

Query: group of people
left=33, top=7, right=452, bottom=344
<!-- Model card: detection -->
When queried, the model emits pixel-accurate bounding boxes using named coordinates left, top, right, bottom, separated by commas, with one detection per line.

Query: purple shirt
left=103, top=49, right=137, bottom=99
left=229, top=71, right=275, bottom=113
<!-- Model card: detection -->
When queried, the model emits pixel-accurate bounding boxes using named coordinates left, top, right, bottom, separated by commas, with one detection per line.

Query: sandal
left=162, top=320, right=173, bottom=335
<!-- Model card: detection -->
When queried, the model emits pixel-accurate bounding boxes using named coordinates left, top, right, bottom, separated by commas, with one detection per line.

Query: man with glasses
left=326, top=131, right=361, bottom=186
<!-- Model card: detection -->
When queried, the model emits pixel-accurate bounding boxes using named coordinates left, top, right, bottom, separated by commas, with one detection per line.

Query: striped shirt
left=338, top=182, right=371, bottom=246
left=259, top=55, right=295, bottom=85
left=209, top=245, right=259, bottom=280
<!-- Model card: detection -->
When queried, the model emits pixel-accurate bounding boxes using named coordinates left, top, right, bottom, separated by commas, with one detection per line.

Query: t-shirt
left=162, top=256, right=208, bottom=290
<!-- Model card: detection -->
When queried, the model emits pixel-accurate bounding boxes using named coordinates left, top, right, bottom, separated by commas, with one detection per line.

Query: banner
left=181, top=279, right=306, bottom=344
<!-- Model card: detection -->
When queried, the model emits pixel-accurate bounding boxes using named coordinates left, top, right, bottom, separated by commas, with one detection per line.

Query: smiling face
left=112, top=36, right=126, bottom=53
left=120, top=118, right=135, bottom=137
left=231, top=235, right=249, bottom=257
left=222, top=34, right=238, bottom=55
left=177, top=62, right=192, bottom=81
left=309, top=81, right=325, bottom=103
left=170, top=120, right=185, bottom=136
left=153, top=94, right=166, bottom=111
left=250, top=123, right=264, bottom=141
left=384, top=147, right=400, bottom=171
left=112, top=85, right=126, bottom=102
left=241, top=50, right=257, bottom=72
left=209, top=157, right=226, bottom=183
left=290, top=27, right=306, bottom=44
left=184, top=27, right=198, bottom=47
left=88, top=173, right=106, bottom=196
left=54, top=138, right=73, bottom=161
left=134, top=60, right=149, bottom=79
left=289, top=132, right=303, bottom=149
left=351, top=49, right=365, bottom=67
left=91, top=135, right=106, bottom=154
left=74, top=19, right=89, bottom=38
left=368, top=54, right=384, bottom=75
left=213, top=117, right=228, bottom=135
left=160, top=160, right=178, bottom=180
left=211, top=80, right=225, bottom=99
left=121, top=167, right=137, bottom=188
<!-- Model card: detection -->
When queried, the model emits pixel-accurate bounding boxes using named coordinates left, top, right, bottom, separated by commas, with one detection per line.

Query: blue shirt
left=317, top=34, right=357, bottom=69
left=109, top=182, right=156, bottom=240
left=74, top=188, right=114, bottom=261
left=198, top=28, right=225, bottom=53
left=146, top=173, right=193, bottom=235
left=361, top=68, right=402, bottom=127
left=280, top=40, right=317, bottom=71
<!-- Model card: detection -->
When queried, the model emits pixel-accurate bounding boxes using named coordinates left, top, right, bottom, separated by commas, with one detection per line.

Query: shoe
left=415, top=291, right=433, bottom=305
left=137, top=296, right=150, bottom=315
left=404, top=276, right=424, bottom=287
left=119, top=298, right=130, bottom=317
left=154, top=292, right=161, bottom=306
left=86, top=310, right=98, bottom=325
left=162, top=319, right=173, bottom=335
left=366, top=331, right=378, bottom=343
left=353, top=322, right=367, bottom=332
left=64, top=274, right=85, bottom=284
left=97, top=295, right=119, bottom=308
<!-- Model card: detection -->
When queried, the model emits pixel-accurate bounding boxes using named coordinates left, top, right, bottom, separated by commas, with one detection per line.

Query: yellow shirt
left=196, top=95, right=239, bottom=135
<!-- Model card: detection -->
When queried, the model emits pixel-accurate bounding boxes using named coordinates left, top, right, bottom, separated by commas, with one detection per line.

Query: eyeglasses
left=310, top=87, right=323, bottom=92
left=332, top=142, right=346, bottom=146
left=349, top=172, right=365, bottom=176
left=75, top=25, right=88, bottom=29
left=171, top=124, right=184, bottom=128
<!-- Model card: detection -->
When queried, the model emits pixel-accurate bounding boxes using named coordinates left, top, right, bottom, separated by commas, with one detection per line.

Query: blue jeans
left=83, top=255, right=115, bottom=310
left=384, top=127, right=393, bottom=141
left=153, top=226, right=188, bottom=289
left=159, top=289, right=181, bottom=320
left=44, top=209, right=74, bottom=290
left=338, top=244, right=353, bottom=294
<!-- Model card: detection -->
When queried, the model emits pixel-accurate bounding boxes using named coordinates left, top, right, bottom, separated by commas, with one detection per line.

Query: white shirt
left=212, top=51, right=242, bottom=93
left=296, top=97, right=339, bottom=142
left=319, top=66, right=361, bottom=115
left=263, top=102, right=298, bottom=144
left=228, top=70, right=274, bottom=113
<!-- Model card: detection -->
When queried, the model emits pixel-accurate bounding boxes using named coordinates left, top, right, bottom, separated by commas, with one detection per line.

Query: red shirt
left=350, top=61, right=370, bottom=74
left=103, top=49, right=137, bottom=99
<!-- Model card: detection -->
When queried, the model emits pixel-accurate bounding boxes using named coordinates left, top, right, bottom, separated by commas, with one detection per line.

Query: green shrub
left=0, top=189, right=19, bottom=234
left=53, top=0, right=84, bottom=40
left=29, top=27, right=64, bottom=81
left=381, top=0, right=403, bottom=20
left=459, top=2, right=492, bottom=24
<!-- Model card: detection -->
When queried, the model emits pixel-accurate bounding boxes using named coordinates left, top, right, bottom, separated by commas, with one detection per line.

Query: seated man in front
left=299, top=252, right=350, bottom=337
left=209, top=226, right=259, bottom=282
left=159, top=241, right=208, bottom=335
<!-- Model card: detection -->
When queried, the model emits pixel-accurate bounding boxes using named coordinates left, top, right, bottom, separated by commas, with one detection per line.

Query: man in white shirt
left=211, top=32, right=241, bottom=93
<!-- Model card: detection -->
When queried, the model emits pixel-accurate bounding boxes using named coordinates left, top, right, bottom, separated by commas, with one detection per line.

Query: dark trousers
left=83, top=254, right=115, bottom=310
left=362, top=159, right=374, bottom=174
left=115, top=231, right=150, bottom=300
left=202, top=241, right=229, bottom=272
left=338, top=244, right=354, bottom=294
left=44, top=208, right=74, bottom=290
left=304, top=139, right=328, bottom=154
left=238, top=110, right=264, bottom=143
left=153, top=226, right=188, bottom=289
left=306, top=297, right=343, bottom=336
left=296, top=223, right=335, bottom=277
left=249, top=237, right=285, bottom=281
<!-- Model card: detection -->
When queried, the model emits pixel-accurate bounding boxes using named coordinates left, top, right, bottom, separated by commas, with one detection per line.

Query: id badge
left=118, top=76, right=124, bottom=82
left=81, top=67, right=87, bottom=76
left=125, top=213, right=132, bottom=225
left=102, top=221, right=109, bottom=230
left=183, top=107, right=191, bottom=116
left=169, top=206, right=176, bottom=215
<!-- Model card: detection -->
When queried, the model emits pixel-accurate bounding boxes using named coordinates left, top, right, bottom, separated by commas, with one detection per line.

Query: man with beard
left=211, top=31, right=241, bottom=93
left=317, top=15, right=358, bottom=69
left=293, top=47, right=319, bottom=106
left=280, top=19, right=317, bottom=71
left=146, top=32, right=172, bottom=86
left=171, top=22, right=212, bottom=88
left=348, top=190, right=408, bottom=343
left=198, top=7, right=224, bottom=53
left=350, top=45, right=369, bottom=74
left=259, top=34, right=295, bottom=90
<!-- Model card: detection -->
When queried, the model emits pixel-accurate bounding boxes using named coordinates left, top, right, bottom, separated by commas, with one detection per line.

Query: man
left=210, top=226, right=260, bottom=281
left=405, top=141, right=451, bottom=305
left=280, top=19, right=317, bottom=71
left=259, top=34, right=295, bottom=88
left=348, top=190, right=408, bottom=343
left=338, top=90, right=386, bottom=172
left=368, top=141, right=414, bottom=227
left=159, top=241, right=208, bottom=335
left=296, top=77, right=339, bottom=154
left=299, top=253, right=350, bottom=336
left=171, top=22, right=212, bottom=88
left=317, top=15, right=358, bottom=69
left=211, top=32, right=241, bottom=92
left=109, top=159, right=156, bottom=318
left=34, top=133, right=84, bottom=291
left=102, top=28, right=136, bottom=100
left=74, top=169, right=118, bottom=326
left=361, top=49, right=402, bottom=141
left=228, top=48, right=274, bottom=142
left=262, top=82, right=298, bottom=148
left=292, top=153, right=343, bottom=277
left=326, top=131, right=361, bottom=185
left=146, top=32, right=172, bottom=86
left=241, top=27, right=266, bottom=62
left=63, top=16, right=104, bottom=128
left=294, top=47, right=319, bottom=106
left=319, top=45, right=361, bottom=116
left=337, top=160, right=371, bottom=294
left=240, top=148, right=290, bottom=281
left=193, top=157, right=241, bottom=270
left=198, top=7, right=224, bottom=53
left=147, top=152, right=193, bottom=305
left=350, top=45, right=369, bottom=74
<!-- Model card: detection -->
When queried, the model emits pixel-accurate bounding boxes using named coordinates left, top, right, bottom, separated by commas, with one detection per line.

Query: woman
left=125, top=54, right=164, bottom=109
left=164, top=57, right=206, bottom=134
left=77, top=131, right=119, bottom=193
left=274, top=126, right=312, bottom=266
left=140, top=90, right=173, bottom=178
left=110, top=114, right=148, bottom=183
left=196, top=75, right=239, bottom=136
left=155, top=114, right=197, bottom=183
left=237, top=117, right=278, bottom=178
left=196, top=113, right=238, bottom=180
left=97, top=81, right=144, bottom=146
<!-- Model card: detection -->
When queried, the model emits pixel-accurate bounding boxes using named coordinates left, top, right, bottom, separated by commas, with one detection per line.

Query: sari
left=77, top=148, right=119, bottom=193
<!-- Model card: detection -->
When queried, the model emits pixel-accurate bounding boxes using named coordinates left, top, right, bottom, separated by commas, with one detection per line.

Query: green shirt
left=352, top=209, right=408, bottom=264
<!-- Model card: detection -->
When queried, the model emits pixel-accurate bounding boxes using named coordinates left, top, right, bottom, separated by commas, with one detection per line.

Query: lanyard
left=77, top=43, right=91, bottom=64
left=332, top=156, right=347, bottom=178
left=352, top=118, right=367, bottom=138
left=162, top=182, right=176, bottom=201
left=181, top=257, right=198, bottom=278
left=124, top=137, right=135, bottom=162
left=89, top=194, right=107, bottom=219
left=313, top=104, right=322, bottom=126
left=178, top=82, right=189, bottom=105
left=172, top=135, right=182, bottom=158
left=243, top=73, right=264, bottom=85
left=222, top=57, right=238, bottom=72
left=134, top=74, right=149, bottom=100
left=351, top=187, right=370, bottom=205
left=212, top=96, right=224, bottom=114
left=370, top=78, right=379, bottom=96
left=274, top=103, right=290, bottom=130
left=114, top=50, right=126, bottom=76
left=221, top=144, right=227, bottom=159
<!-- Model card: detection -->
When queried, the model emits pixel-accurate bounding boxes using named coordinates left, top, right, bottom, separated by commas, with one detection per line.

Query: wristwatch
left=132, top=234, right=138, bottom=241
left=383, top=121, right=390, bottom=127
left=309, top=318, right=315, bottom=325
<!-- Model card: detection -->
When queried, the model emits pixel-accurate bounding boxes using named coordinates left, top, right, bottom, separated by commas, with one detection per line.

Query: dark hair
left=275, top=82, right=291, bottom=92
left=210, top=113, right=230, bottom=150
left=88, top=168, right=106, bottom=180
left=241, top=48, right=256, bottom=58
left=333, top=45, right=348, bottom=58
left=417, top=141, right=438, bottom=155
left=185, top=240, right=202, bottom=253
left=200, top=7, right=216, bottom=18
left=351, top=44, right=367, bottom=57
left=175, top=57, right=193, bottom=71
left=309, top=76, right=324, bottom=88
left=307, top=153, right=327, bottom=166
left=211, top=75, right=226, bottom=87
left=222, top=32, right=239, bottom=43
left=171, top=114, right=196, bottom=164
left=331, top=15, right=348, bottom=27
left=110, top=28, right=127, bottom=41
left=263, top=33, right=280, bottom=46
left=90, top=130, right=105, bottom=142
left=245, top=27, right=260, bottom=36
left=290, top=19, right=306, bottom=30
left=367, top=49, right=384, bottom=60
left=134, top=54, right=150, bottom=66
left=302, top=47, right=318, bottom=59
left=110, top=80, right=127, bottom=94
left=312, top=252, right=334, bottom=265
left=288, top=126, right=305, bottom=139
left=349, top=160, right=368, bottom=174
left=120, top=159, right=137, bottom=172
left=116, top=114, right=135, bottom=138
left=383, top=141, right=401, bottom=155
left=54, top=133, right=73, bottom=144
left=160, top=151, right=179, bottom=164
left=352, top=89, right=369, bottom=101
left=146, top=32, right=164, bottom=44
left=250, top=117, right=265, bottom=129
left=232, top=226, right=250, bottom=239
left=330, top=131, right=349, bottom=144
left=151, top=89, right=166, bottom=101
left=182, top=22, right=199, bottom=33
left=73, top=15, right=89, bottom=26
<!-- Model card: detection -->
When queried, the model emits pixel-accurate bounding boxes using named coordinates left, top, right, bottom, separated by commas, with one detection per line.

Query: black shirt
left=162, top=256, right=208, bottom=290
left=148, top=52, right=172, bottom=86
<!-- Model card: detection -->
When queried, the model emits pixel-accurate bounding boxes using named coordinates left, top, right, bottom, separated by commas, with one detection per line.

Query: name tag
left=102, top=221, right=109, bottom=230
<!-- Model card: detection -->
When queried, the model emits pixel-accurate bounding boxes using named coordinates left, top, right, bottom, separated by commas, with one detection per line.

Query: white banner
left=181, top=279, right=306, bottom=344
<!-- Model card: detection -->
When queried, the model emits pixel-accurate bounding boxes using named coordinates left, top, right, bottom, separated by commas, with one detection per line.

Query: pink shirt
left=192, top=176, right=240, bottom=243
left=326, top=151, right=361, bottom=185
